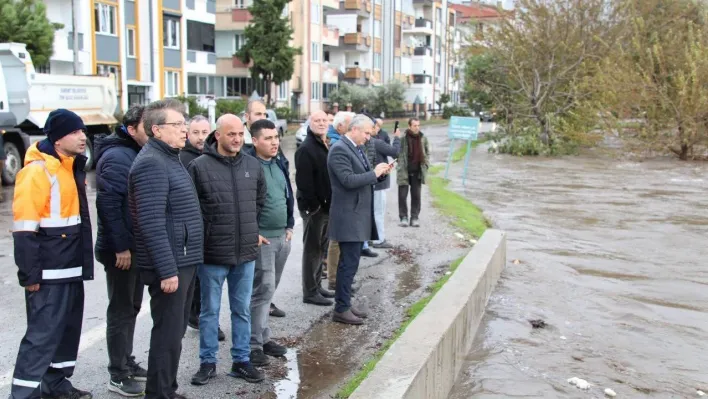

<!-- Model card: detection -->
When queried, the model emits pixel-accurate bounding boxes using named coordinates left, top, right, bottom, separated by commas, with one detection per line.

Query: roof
left=450, top=3, right=504, bottom=23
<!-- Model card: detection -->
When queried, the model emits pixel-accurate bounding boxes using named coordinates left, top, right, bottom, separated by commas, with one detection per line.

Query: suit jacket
left=327, top=137, right=379, bottom=243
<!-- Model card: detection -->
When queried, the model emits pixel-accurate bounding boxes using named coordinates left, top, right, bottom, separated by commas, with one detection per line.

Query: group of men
left=7, top=98, right=430, bottom=399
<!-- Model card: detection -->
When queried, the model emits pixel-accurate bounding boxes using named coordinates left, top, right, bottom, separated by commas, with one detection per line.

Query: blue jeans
left=198, top=262, right=255, bottom=365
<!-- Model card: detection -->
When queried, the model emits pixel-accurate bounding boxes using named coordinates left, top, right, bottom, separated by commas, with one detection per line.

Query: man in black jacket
left=295, top=110, right=334, bottom=306
left=188, top=114, right=267, bottom=386
left=180, top=115, right=210, bottom=168
left=94, top=105, right=148, bottom=396
left=128, top=98, right=204, bottom=399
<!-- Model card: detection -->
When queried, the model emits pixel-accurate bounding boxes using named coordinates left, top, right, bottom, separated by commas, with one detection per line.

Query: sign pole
left=462, top=138, right=473, bottom=187
left=444, top=139, right=455, bottom=180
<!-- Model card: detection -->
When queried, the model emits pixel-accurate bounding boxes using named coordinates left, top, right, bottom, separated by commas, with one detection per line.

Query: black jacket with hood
left=94, top=126, right=142, bottom=264
left=179, top=138, right=202, bottom=168
left=188, top=133, right=267, bottom=266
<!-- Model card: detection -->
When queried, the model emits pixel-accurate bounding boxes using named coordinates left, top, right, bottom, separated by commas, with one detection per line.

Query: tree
left=0, top=0, right=61, bottom=67
left=372, top=81, right=406, bottom=116
left=236, top=0, right=301, bottom=106
left=327, top=83, right=372, bottom=112
left=603, top=0, right=708, bottom=160
left=465, top=0, right=622, bottom=154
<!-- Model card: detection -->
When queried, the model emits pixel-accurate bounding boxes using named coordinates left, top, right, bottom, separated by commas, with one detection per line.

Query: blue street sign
left=444, top=117, right=480, bottom=186
left=448, top=116, right=480, bottom=140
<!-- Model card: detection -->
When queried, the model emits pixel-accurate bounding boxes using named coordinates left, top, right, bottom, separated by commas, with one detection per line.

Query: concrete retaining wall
left=350, top=229, right=506, bottom=399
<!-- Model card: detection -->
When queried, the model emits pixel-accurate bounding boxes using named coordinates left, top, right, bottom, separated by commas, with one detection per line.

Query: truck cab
left=0, top=43, right=118, bottom=184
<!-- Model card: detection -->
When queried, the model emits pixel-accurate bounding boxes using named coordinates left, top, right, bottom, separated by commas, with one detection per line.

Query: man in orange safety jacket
left=10, top=108, right=94, bottom=399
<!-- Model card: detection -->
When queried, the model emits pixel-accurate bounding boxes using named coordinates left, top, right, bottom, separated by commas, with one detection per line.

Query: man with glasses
left=128, top=99, right=204, bottom=399
left=188, top=114, right=267, bottom=385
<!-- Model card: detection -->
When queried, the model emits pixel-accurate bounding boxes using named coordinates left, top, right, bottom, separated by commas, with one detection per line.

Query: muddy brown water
left=443, top=146, right=708, bottom=398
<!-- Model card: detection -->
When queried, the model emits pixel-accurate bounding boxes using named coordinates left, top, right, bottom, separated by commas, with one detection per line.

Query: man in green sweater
left=247, top=119, right=294, bottom=366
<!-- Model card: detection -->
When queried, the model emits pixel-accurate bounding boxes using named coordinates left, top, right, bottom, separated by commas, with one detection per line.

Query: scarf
left=407, top=131, right=424, bottom=168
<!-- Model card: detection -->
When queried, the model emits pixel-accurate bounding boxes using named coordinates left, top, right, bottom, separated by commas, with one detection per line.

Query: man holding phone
left=365, top=119, right=401, bottom=249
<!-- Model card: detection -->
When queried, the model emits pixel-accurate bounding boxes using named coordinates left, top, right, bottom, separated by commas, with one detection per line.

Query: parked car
left=295, top=120, right=309, bottom=148
left=239, top=109, right=288, bottom=139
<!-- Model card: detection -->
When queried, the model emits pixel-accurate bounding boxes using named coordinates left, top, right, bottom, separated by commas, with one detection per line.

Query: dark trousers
left=11, top=282, right=84, bottom=399
left=398, top=172, right=422, bottom=220
left=145, top=265, right=196, bottom=399
left=105, top=261, right=144, bottom=380
left=334, top=242, right=363, bottom=313
left=189, top=275, right=201, bottom=325
left=301, top=209, right=329, bottom=298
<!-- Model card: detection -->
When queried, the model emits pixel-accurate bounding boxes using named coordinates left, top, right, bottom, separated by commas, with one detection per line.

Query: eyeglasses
left=160, top=121, right=188, bottom=128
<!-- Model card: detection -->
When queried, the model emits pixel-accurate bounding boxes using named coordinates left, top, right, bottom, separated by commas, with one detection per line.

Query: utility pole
left=72, top=0, right=80, bottom=75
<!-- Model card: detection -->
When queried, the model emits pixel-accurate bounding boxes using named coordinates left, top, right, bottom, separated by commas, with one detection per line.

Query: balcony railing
left=344, top=33, right=363, bottom=45
left=345, top=67, right=363, bottom=79
left=414, top=46, right=432, bottom=56
left=412, top=74, right=432, bottom=84
left=414, top=19, right=432, bottom=29
left=344, top=0, right=370, bottom=12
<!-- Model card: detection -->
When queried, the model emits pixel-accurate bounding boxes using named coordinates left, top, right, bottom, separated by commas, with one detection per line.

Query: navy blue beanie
left=44, top=109, right=86, bottom=143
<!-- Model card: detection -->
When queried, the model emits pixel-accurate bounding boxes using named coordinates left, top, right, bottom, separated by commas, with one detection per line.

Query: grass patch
left=335, top=168, right=488, bottom=398
left=450, top=138, right=487, bottom=163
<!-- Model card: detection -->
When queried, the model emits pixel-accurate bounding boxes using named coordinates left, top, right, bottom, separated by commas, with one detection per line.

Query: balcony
left=374, top=4, right=382, bottom=20
left=343, top=67, right=368, bottom=85
left=322, top=66, right=339, bottom=83
left=412, top=0, right=433, bottom=6
left=340, top=33, right=370, bottom=52
left=412, top=74, right=432, bottom=84
left=414, top=46, right=433, bottom=56
left=403, top=18, right=434, bottom=35
left=411, top=56, right=434, bottom=75
left=216, top=8, right=252, bottom=30
left=322, top=25, right=340, bottom=47
left=374, top=38, right=382, bottom=52
left=336, top=0, right=371, bottom=17
left=216, top=55, right=250, bottom=76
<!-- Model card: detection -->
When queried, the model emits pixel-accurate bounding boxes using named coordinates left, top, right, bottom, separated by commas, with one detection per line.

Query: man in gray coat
left=327, top=114, right=392, bottom=325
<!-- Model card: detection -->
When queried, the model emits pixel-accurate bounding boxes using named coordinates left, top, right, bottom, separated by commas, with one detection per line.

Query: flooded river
left=442, top=144, right=708, bottom=397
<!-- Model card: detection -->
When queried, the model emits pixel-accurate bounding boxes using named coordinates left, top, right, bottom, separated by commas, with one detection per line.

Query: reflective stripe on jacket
left=12, top=140, right=94, bottom=286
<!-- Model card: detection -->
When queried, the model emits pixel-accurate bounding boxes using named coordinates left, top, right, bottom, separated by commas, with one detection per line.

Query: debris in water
left=389, top=246, right=415, bottom=264
left=571, top=354, right=584, bottom=362
left=698, top=390, right=706, bottom=397
left=560, top=336, right=567, bottom=340
left=512, top=259, right=521, bottom=265
left=605, top=388, right=617, bottom=397
left=454, top=232, right=465, bottom=239
left=528, top=319, right=546, bottom=329
left=273, top=336, right=302, bottom=348
left=567, top=377, right=591, bottom=390
left=469, top=239, right=478, bottom=244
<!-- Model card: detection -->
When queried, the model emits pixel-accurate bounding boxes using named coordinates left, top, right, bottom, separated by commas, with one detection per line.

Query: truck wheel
left=83, top=137, right=94, bottom=171
left=3, top=142, right=22, bottom=185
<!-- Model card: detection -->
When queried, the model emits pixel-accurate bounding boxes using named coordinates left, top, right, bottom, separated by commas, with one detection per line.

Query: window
left=311, top=81, right=320, bottom=100
left=127, top=28, right=136, bottom=57
left=234, top=34, right=245, bottom=52
left=278, top=83, right=288, bottom=100
left=36, top=64, right=51, bottom=74
left=394, top=57, right=401, bottom=73
left=374, top=21, right=381, bottom=38
left=234, top=0, right=246, bottom=8
left=311, top=42, right=319, bottom=62
left=226, top=77, right=266, bottom=97
left=187, top=21, right=215, bottom=52
left=322, top=83, right=337, bottom=100
left=373, top=53, right=381, bottom=70
left=94, top=3, right=117, bottom=35
left=311, top=0, right=320, bottom=24
left=188, top=75, right=217, bottom=95
left=435, top=62, right=441, bottom=77
left=128, top=85, right=148, bottom=106
left=97, top=64, right=121, bottom=98
left=165, top=71, right=180, bottom=96
left=163, top=16, right=180, bottom=49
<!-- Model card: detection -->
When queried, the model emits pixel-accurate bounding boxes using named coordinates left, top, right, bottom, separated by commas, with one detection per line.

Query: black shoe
left=361, top=248, right=378, bottom=258
left=410, top=218, right=420, bottom=227
left=172, top=394, right=187, bottom=399
left=108, top=377, right=144, bottom=397
left=269, top=303, right=286, bottom=317
left=318, top=287, right=335, bottom=298
left=399, top=218, right=409, bottom=227
left=263, top=341, right=287, bottom=357
left=332, top=310, right=364, bottom=325
left=249, top=349, right=271, bottom=366
left=229, top=362, right=265, bottom=383
left=45, top=387, right=93, bottom=399
left=372, top=240, right=394, bottom=249
left=303, top=294, right=333, bottom=306
left=218, top=327, right=226, bottom=342
left=126, top=357, right=147, bottom=382
left=190, top=363, right=216, bottom=386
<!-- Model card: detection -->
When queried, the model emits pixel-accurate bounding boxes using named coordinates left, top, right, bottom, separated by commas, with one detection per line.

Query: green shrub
left=215, top=99, right=246, bottom=117
left=174, top=95, right=207, bottom=117
left=442, top=105, right=471, bottom=119
left=274, top=106, right=292, bottom=121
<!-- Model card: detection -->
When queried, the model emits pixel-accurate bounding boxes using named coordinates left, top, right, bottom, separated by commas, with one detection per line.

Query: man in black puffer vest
left=187, top=114, right=267, bottom=386
left=128, top=99, right=204, bottom=399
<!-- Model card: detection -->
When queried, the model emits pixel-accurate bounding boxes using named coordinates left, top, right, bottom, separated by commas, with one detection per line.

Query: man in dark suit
left=327, top=114, right=392, bottom=325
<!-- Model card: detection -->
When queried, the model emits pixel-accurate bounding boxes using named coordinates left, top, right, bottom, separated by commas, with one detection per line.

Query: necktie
left=357, top=147, right=370, bottom=171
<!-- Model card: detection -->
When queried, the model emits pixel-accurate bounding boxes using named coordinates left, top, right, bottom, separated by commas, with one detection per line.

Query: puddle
left=394, top=262, right=421, bottom=301
left=274, top=350, right=301, bottom=399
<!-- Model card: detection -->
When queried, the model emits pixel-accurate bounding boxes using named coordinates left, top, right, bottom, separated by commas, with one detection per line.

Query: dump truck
left=0, top=42, right=118, bottom=184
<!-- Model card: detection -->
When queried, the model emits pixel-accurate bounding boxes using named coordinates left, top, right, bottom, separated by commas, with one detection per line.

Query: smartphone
left=394, top=121, right=400, bottom=132
left=388, top=159, right=398, bottom=167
